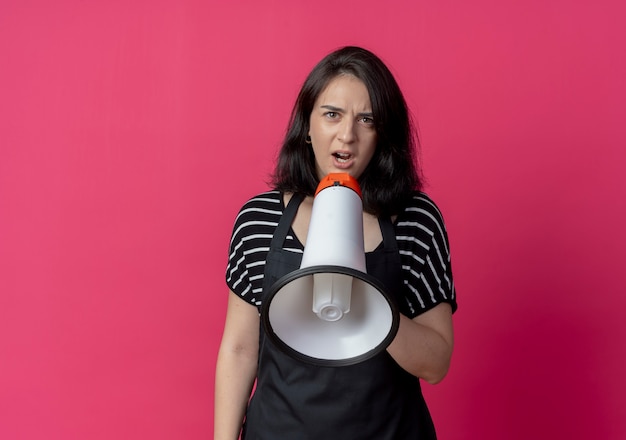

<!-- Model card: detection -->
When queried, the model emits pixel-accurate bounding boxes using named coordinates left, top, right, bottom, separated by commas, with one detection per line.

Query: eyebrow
left=320, top=105, right=373, bottom=118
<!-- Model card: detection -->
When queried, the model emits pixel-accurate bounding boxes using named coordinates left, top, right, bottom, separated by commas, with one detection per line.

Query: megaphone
left=261, top=173, right=400, bottom=366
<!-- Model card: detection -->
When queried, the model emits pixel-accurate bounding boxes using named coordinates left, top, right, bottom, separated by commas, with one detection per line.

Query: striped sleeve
left=225, top=191, right=283, bottom=307
left=395, top=193, right=457, bottom=318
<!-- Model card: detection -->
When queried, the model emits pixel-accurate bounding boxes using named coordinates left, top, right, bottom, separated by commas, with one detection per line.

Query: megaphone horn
left=262, top=173, right=400, bottom=366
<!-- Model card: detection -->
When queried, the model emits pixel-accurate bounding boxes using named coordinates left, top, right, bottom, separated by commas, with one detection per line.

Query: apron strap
left=378, top=216, right=398, bottom=251
left=270, top=192, right=305, bottom=250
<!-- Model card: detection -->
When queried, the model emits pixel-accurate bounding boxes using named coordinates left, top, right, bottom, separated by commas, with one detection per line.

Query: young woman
left=215, top=46, right=457, bottom=439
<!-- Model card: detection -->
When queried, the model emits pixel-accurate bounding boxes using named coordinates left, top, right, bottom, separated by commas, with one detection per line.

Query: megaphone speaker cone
left=262, top=266, right=399, bottom=367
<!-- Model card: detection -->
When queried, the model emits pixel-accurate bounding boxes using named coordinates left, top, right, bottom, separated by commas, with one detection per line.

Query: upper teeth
left=334, top=153, right=350, bottom=163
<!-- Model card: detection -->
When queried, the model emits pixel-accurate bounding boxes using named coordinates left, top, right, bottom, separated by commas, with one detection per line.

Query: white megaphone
left=261, top=173, right=400, bottom=366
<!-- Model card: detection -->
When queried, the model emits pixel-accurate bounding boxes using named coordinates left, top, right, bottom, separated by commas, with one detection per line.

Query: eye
left=325, top=111, right=339, bottom=119
left=359, top=116, right=374, bottom=125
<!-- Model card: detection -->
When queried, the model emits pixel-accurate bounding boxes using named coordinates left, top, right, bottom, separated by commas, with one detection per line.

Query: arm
left=384, top=194, right=456, bottom=384
left=386, top=302, right=454, bottom=384
left=214, top=291, right=260, bottom=440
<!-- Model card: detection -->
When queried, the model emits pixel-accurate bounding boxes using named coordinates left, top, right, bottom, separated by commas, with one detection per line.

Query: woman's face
left=308, top=75, right=377, bottom=180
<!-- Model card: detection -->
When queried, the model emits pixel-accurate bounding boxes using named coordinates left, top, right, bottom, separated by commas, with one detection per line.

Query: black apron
left=243, top=193, right=436, bottom=440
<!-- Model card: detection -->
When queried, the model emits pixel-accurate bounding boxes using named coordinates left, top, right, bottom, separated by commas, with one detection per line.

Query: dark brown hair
left=271, top=46, right=422, bottom=216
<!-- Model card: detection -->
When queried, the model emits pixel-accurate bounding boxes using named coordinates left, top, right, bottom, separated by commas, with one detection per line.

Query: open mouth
left=333, top=152, right=352, bottom=163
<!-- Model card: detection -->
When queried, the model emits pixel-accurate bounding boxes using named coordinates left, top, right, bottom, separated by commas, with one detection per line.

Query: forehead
left=315, top=74, right=371, bottom=107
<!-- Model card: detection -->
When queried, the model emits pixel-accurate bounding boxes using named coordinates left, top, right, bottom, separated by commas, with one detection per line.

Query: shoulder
left=232, top=190, right=283, bottom=225
left=228, top=190, right=283, bottom=243
left=397, top=192, right=449, bottom=236
left=394, top=191, right=452, bottom=266
left=236, top=190, right=283, bottom=214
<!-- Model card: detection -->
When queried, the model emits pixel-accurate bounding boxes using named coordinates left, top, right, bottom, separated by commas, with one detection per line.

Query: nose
left=337, top=118, right=356, bottom=143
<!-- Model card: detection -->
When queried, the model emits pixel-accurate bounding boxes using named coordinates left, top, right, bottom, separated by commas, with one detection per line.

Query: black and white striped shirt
left=226, top=190, right=456, bottom=318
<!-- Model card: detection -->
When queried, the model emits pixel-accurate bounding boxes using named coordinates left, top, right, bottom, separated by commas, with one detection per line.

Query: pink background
left=1, top=1, right=625, bottom=438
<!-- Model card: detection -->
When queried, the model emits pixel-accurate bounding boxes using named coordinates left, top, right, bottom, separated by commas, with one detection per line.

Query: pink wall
left=1, top=1, right=624, bottom=438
